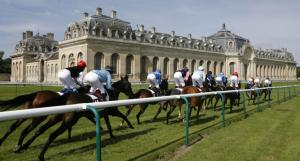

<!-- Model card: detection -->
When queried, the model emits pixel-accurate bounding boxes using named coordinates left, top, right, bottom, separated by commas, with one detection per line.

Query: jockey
left=173, top=67, right=189, bottom=88
left=263, top=77, right=272, bottom=87
left=147, top=69, right=162, bottom=95
left=247, top=77, right=255, bottom=87
left=192, top=66, right=205, bottom=88
left=254, top=77, right=260, bottom=87
left=83, top=65, right=113, bottom=101
left=215, top=72, right=227, bottom=87
left=205, top=71, right=215, bottom=86
left=58, top=60, right=86, bottom=94
left=230, top=71, right=239, bottom=88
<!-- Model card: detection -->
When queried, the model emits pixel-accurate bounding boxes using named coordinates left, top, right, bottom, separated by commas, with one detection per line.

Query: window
left=111, top=53, right=119, bottom=74
left=229, top=62, right=235, bottom=75
left=126, top=55, right=134, bottom=74
left=94, top=52, right=103, bottom=69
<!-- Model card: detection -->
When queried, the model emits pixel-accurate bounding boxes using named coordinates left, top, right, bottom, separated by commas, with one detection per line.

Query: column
left=133, top=54, right=140, bottom=81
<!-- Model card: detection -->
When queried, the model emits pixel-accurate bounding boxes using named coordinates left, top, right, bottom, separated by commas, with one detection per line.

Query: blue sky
left=1, top=0, right=299, bottom=65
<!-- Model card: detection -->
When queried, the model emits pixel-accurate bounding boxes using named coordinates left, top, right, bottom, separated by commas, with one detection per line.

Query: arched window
left=94, top=52, right=103, bottom=69
left=68, top=53, right=75, bottom=67
left=174, top=58, right=179, bottom=71
left=220, top=62, right=224, bottom=73
left=163, top=58, right=169, bottom=78
left=126, top=55, right=134, bottom=74
left=61, top=55, right=66, bottom=69
left=199, top=60, right=204, bottom=66
left=183, top=59, right=188, bottom=68
left=111, top=53, right=119, bottom=74
left=213, top=62, right=217, bottom=75
left=51, top=64, right=54, bottom=77
left=77, top=52, right=83, bottom=62
left=55, top=64, right=58, bottom=78
left=207, top=61, right=211, bottom=72
left=191, top=60, right=196, bottom=73
left=229, top=62, right=235, bottom=75
left=153, top=57, right=159, bottom=71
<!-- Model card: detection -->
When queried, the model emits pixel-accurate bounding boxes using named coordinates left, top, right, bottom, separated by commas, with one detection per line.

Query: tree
left=297, top=67, right=300, bottom=79
left=0, top=51, right=11, bottom=73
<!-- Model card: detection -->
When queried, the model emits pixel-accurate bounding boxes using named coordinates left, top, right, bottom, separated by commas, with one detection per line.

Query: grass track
left=0, top=82, right=299, bottom=161
left=174, top=95, right=300, bottom=161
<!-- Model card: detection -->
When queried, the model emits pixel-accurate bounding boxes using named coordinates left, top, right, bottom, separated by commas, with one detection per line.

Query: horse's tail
left=0, top=92, right=38, bottom=109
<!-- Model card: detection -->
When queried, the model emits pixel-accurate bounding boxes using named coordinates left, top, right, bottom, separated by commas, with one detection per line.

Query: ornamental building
left=10, top=8, right=297, bottom=83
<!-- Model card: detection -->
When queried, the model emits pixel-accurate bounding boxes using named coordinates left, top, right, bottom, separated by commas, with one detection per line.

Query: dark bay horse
left=121, top=78, right=168, bottom=124
left=224, top=83, right=241, bottom=112
left=17, top=77, right=134, bottom=161
left=0, top=90, right=62, bottom=148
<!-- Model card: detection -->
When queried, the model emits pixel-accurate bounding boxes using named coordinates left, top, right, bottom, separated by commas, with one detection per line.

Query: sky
left=0, top=0, right=299, bottom=65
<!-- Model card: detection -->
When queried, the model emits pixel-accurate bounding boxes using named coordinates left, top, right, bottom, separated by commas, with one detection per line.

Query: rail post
left=277, top=88, right=280, bottom=104
left=217, top=93, right=225, bottom=127
left=294, top=85, right=296, bottom=96
left=256, top=89, right=261, bottom=112
left=241, top=92, right=247, bottom=118
left=268, top=87, right=271, bottom=108
left=86, top=105, right=102, bottom=161
left=181, top=97, right=190, bottom=146
left=288, top=86, right=291, bottom=98
left=283, top=87, right=286, bottom=101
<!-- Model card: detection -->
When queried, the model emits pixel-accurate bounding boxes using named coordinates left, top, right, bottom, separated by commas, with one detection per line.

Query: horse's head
left=113, top=75, right=134, bottom=98
left=160, top=78, right=169, bottom=91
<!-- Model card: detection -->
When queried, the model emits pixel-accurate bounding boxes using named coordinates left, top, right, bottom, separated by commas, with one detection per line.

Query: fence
left=0, top=85, right=299, bottom=161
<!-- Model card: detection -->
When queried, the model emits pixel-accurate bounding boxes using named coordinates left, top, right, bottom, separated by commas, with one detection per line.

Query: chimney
left=83, top=12, right=89, bottom=18
left=171, top=30, right=175, bottom=37
left=151, top=27, right=156, bottom=33
left=47, top=33, right=54, bottom=40
left=96, top=7, right=102, bottom=16
left=111, top=10, right=117, bottom=19
left=188, top=33, right=192, bottom=39
left=22, top=32, right=26, bottom=40
left=222, top=23, right=226, bottom=30
left=26, top=31, right=33, bottom=39
left=140, top=24, right=144, bottom=32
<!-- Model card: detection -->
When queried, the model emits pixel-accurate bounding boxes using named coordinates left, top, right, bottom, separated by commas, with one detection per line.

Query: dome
left=64, top=8, right=132, bottom=40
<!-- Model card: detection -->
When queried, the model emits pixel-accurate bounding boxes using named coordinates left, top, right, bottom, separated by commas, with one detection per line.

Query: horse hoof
left=13, top=145, right=22, bottom=153
left=38, top=155, right=45, bottom=161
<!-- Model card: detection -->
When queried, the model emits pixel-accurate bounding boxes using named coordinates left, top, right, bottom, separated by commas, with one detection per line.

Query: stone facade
left=10, top=8, right=297, bottom=83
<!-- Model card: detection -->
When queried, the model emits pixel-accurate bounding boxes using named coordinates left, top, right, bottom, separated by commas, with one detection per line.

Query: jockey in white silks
left=83, top=66, right=113, bottom=101
left=57, top=60, right=86, bottom=94
left=192, top=66, right=205, bottom=88
left=230, top=71, right=239, bottom=88
left=173, top=67, right=189, bottom=88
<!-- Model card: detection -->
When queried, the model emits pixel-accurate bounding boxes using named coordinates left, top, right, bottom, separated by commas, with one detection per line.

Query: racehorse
left=121, top=78, right=169, bottom=124
left=18, top=76, right=134, bottom=161
left=0, top=89, right=63, bottom=148
left=245, top=81, right=260, bottom=105
left=261, top=80, right=272, bottom=101
left=224, top=83, right=241, bottom=112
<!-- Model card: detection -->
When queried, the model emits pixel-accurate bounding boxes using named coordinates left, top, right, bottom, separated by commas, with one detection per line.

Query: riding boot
left=101, top=93, right=107, bottom=101
left=93, top=89, right=103, bottom=102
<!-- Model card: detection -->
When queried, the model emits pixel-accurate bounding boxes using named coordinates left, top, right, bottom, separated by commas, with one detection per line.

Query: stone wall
left=0, top=73, right=11, bottom=81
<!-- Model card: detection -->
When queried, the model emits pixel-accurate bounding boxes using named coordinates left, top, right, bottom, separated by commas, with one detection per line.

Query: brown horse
left=14, top=77, right=134, bottom=156
left=181, top=86, right=205, bottom=120
left=0, top=90, right=62, bottom=148
left=121, top=78, right=169, bottom=124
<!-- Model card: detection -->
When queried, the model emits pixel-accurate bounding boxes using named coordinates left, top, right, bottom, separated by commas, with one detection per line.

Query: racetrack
left=0, top=82, right=299, bottom=161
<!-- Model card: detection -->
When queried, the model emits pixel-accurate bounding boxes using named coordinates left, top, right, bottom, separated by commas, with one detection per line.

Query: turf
left=0, top=81, right=299, bottom=161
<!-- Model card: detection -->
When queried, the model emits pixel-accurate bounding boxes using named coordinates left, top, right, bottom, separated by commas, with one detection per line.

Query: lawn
left=0, top=81, right=299, bottom=161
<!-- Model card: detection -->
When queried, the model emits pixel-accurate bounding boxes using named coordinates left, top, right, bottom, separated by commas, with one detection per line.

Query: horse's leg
left=120, top=106, right=133, bottom=126
left=136, top=104, right=148, bottom=124
left=38, top=117, right=78, bottom=161
left=17, top=115, right=63, bottom=152
left=0, top=119, right=26, bottom=146
left=14, top=116, right=46, bottom=152
left=196, top=99, right=204, bottom=119
left=152, top=102, right=164, bottom=121
left=213, top=95, right=220, bottom=111
left=166, top=104, right=176, bottom=124
left=111, top=108, right=134, bottom=129
left=103, top=115, right=114, bottom=138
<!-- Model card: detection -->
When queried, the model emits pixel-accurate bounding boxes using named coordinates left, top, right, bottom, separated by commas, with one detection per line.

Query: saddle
left=148, top=87, right=161, bottom=97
